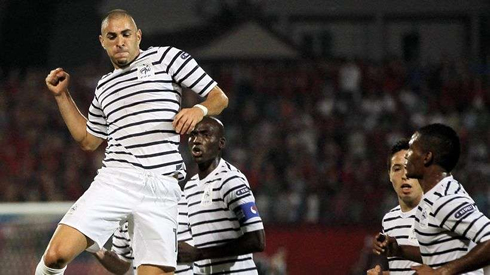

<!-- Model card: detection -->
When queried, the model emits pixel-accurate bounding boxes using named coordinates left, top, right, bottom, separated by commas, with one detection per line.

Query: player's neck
left=420, top=168, right=450, bottom=193
left=197, top=157, right=221, bottom=180
left=399, top=196, right=421, bottom=212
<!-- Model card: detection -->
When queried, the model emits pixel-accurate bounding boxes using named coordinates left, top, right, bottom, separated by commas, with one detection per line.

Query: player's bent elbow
left=79, top=142, right=98, bottom=152
left=79, top=134, right=102, bottom=152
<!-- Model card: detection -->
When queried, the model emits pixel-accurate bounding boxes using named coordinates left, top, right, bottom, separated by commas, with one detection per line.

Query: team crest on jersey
left=408, top=223, right=417, bottom=242
left=455, top=204, right=475, bottom=219
left=137, top=63, right=155, bottom=80
left=419, top=206, right=429, bottom=229
left=201, top=184, right=213, bottom=206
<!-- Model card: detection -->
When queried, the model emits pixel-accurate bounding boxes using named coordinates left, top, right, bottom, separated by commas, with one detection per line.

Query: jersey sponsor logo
left=180, top=52, right=190, bottom=59
left=236, top=186, right=250, bottom=196
left=455, top=204, right=475, bottom=219
left=137, top=63, right=155, bottom=80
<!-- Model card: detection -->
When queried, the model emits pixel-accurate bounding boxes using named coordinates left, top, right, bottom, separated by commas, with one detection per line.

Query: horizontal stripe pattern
left=415, top=176, right=488, bottom=274
left=382, top=205, right=419, bottom=274
left=87, top=47, right=217, bottom=178
left=184, top=159, right=263, bottom=274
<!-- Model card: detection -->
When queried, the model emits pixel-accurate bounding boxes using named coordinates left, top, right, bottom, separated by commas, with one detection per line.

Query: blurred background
left=0, top=0, right=489, bottom=274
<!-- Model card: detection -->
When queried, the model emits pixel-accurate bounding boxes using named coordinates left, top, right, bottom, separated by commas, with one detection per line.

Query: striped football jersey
left=382, top=206, right=419, bottom=274
left=87, top=46, right=217, bottom=180
left=184, top=158, right=264, bottom=274
left=415, top=175, right=490, bottom=274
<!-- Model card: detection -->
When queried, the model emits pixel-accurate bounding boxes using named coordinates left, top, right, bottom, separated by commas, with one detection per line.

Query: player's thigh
left=132, top=175, right=180, bottom=269
left=60, top=168, right=138, bottom=251
left=138, top=264, right=175, bottom=275
left=45, top=224, right=93, bottom=261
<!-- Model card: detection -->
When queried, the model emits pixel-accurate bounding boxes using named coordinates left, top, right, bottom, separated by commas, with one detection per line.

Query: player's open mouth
left=401, top=183, right=412, bottom=193
left=192, top=147, right=203, bottom=157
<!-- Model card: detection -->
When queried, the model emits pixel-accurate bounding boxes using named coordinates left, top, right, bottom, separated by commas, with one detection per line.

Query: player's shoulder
left=382, top=205, right=402, bottom=221
left=432, top=192, right=474, bottom=209
left=219, top=160, right=247, bottom=180
left=183, top=175, right=199, bottom=191
left=152, top=46, right=190, bottom=61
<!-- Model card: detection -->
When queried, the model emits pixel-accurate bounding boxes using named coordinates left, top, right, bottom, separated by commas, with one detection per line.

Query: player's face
left=389, top=149, right=422, bottom=204
left=188, top=122, right=223, bottom=164
left=405, top=132, right=425, bottom=179
left=99, top=16, right=141, bottom=69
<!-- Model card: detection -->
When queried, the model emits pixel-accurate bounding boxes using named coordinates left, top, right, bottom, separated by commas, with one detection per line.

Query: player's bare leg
left=138, top=264, right=175, bottom=275
left=35, top=224, right=94, bottom=274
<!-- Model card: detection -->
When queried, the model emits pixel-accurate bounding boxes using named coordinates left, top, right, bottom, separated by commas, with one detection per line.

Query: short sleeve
left=86, top=96, right=108, bottom=139
left=433, top=195, right=490, bottom=243
left=164, top=47, right=217, bottom=97
left=220, top=175, right=264, bottom=233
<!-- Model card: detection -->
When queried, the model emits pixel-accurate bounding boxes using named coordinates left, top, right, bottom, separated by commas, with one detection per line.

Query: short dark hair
left=387, top=138, right=409, bottom=171
left=101, top=9, right=136, bottom=33
left=417, top=123, right=460, bottom=172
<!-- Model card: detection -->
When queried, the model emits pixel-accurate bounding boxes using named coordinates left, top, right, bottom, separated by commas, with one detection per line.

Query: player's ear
left=219, top=137, right=226, bottom=150
left=99, top=35, right=105, bottom=49
left=424, top=151, right=433, bottom=167
left=136, top=29, right=142, bottom=44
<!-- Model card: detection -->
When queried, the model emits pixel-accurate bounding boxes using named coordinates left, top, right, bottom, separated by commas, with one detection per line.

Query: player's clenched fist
left=45, top=68, right=70, bottom=96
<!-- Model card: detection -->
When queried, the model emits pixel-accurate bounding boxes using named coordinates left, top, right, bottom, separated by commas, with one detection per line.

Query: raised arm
left=178, top=229, right=265, bottom=263
left=173, top=85, right=229, bottom=134
left=45, top=68, right=103, bottom=151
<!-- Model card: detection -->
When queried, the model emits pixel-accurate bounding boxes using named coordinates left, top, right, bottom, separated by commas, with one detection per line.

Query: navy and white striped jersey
left=382, top=206, right=419, bottom=274
left=111, top=194, right=193, bottom=275
left=415, top=175, right=490, bottom=274
left=183, top=158, right=264, bottom=275
left=87, top=46, right=217, bottom=180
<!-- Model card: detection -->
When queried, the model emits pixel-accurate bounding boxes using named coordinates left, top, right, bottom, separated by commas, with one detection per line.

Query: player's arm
left=45, top=68, right=103, bottom=151
left=173, top=85, right=229, bottom=134
left=178, top=229, right=265, bottom=263
left=373, top=233, right=422, bottom=263
left=92, top=248, right=131, bottom=275
left=411, top=241, right=490, bottom=274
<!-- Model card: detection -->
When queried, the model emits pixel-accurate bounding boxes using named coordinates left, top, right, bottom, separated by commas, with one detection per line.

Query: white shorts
left=60, top=167, right=181, bottom=269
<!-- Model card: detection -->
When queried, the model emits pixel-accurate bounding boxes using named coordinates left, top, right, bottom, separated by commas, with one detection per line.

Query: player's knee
left=43, top=245, right=71, bottom=268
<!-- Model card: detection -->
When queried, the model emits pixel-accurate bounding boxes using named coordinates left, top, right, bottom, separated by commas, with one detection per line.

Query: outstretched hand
left=45, top=68, right=70, bottom=96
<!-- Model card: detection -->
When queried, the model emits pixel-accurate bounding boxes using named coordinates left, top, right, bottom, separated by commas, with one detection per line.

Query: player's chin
left=115, top=58, right=129, bottom=66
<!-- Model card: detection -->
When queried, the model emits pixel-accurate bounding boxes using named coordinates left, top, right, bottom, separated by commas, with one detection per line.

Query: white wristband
left=194, top=104, right=208, bottom=116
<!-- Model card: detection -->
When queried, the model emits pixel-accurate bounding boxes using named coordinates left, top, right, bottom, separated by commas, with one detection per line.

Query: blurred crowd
left=1, top=56, right=489, bottom=226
